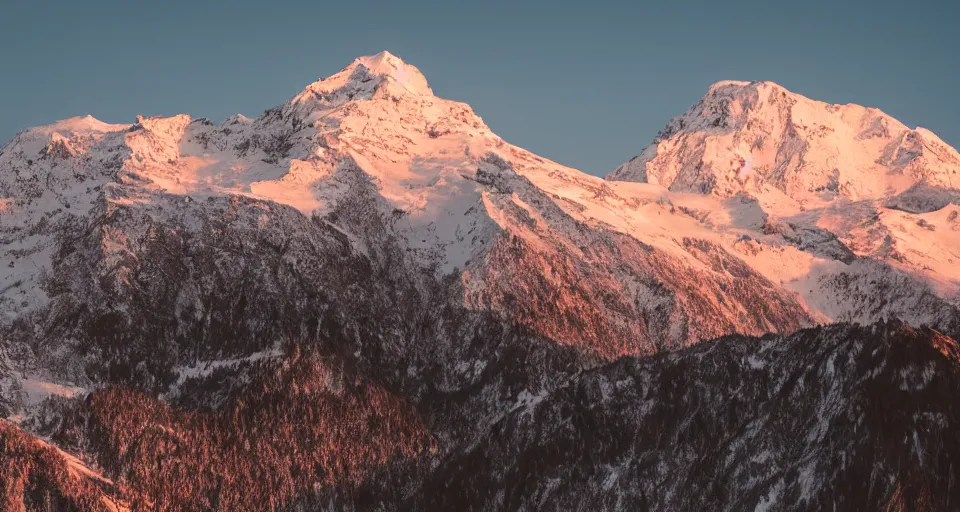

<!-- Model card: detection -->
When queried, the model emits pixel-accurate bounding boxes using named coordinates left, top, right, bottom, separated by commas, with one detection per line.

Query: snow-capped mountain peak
left=0, top=114, right=129, bottom=159
left=23, top=114, right=128, bottom=138
left=354, top=50, right=432, bottom=95
left=608, top=80, right=960, bottom=200
left=290, top=50, right=433, bottom=111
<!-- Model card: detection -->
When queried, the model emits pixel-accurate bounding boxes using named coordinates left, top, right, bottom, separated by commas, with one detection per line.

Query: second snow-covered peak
left=608, top=80, right=960, bottom=200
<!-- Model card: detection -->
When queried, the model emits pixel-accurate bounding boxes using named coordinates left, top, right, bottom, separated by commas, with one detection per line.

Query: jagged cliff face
left=1, top=53, right=959, bottom=511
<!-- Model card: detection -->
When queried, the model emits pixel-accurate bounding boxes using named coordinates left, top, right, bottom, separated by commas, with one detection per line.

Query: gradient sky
left=1, top=0, right=957, bottom=176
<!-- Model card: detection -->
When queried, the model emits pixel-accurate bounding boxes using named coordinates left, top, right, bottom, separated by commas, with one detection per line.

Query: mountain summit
left=291, top=50, right=434, bottom=110
left=608, top=80, right=960, bottom=201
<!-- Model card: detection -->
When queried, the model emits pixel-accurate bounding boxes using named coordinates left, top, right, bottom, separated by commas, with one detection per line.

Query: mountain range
left=1, top=51, right=959, bottom=511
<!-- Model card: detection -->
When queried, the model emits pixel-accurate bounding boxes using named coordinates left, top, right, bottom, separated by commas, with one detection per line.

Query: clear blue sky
left=1, top=0, right=957, bottom=176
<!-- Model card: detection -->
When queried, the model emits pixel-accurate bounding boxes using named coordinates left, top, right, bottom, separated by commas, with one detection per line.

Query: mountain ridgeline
left=1, top=52, right=959, bottom=511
